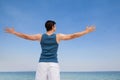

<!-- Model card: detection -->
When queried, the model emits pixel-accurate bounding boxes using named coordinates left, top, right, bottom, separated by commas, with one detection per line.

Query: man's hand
left=85, top=25, right=96, bottom=33
left=5, top=27, right=15, bottom=34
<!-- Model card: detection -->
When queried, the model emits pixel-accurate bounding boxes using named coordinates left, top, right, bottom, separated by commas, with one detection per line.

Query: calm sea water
left=0, top=71, right=120, bottom=80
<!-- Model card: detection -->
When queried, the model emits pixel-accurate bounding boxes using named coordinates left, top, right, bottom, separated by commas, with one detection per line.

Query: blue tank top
left=39, top=33, right=59, bottom=63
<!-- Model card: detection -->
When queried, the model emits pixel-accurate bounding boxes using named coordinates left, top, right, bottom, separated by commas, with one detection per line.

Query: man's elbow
left=23, top=36, right=34, bottom=41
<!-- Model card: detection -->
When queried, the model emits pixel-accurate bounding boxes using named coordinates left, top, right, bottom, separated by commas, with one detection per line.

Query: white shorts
left=35, top=62, right=60, bottom=80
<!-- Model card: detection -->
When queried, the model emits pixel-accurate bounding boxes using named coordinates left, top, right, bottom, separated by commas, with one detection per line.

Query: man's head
left=45, top=20, right=56, bottom=32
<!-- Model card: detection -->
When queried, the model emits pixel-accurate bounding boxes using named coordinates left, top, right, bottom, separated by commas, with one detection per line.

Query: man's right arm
left=5, top=27, right=42, bottom=41
left=58, top=25, right=95, bottom=41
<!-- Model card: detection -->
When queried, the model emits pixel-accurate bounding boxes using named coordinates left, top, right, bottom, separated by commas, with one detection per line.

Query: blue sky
left=0, top=0, right=120, bottom=72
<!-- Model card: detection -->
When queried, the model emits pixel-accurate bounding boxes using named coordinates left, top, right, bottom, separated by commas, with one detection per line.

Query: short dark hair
left=45, top=20, right=56, bottom=31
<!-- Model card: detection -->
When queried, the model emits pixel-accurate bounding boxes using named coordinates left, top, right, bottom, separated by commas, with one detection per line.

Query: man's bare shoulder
left=31, top=33, right=42, bottom=41
left=56, top=33, right=67, bottom=40
left=32, top=34, right=42, bottom=37
left=56, top=33, right=63, bottom=43
left=35, top=33, right=42, bottom=36
left=57, top=33, right=65, bottom=36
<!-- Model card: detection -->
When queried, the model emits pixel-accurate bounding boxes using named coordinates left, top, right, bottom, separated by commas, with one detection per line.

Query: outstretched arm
left=58, top=25, right=95, bottom=41
left=5, top=27, right=41, bottom=41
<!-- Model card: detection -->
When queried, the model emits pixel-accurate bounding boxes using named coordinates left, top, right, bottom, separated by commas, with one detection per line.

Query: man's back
left=40, top=33, right=59, bottom=63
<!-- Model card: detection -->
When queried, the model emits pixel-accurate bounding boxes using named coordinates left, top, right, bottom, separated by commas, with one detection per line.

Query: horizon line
left=0, top=70, right=120, bottom=73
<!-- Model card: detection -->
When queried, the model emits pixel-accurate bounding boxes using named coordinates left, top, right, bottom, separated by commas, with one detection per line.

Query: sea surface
left=0, top=71, right=120, bottom=80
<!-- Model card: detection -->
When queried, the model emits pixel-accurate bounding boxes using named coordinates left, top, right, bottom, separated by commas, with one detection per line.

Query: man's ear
left=52, top=26, right=55, bottom=29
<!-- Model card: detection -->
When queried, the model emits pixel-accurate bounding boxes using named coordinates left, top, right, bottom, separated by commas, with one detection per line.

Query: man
left=5, top=20, right=95, bottom=80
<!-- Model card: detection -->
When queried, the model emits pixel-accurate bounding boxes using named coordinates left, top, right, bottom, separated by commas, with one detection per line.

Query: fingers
left=89, top=25, right=96, bottom=30
left=86, top=25, right=95, bottom=28
left=4, top=27, right=14, bottom=33
left=86, top=25, right=96, bottom=32
left=92, top=25, right=96, bottom=31
left=86, top=25, right=89, bottom=30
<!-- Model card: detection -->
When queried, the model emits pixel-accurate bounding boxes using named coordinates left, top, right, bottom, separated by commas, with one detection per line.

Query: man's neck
left=46, top=30, right=54, bottom=35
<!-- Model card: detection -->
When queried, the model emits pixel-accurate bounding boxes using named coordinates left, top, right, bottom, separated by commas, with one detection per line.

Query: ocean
left=0, top=71, right=120, bottom=80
